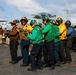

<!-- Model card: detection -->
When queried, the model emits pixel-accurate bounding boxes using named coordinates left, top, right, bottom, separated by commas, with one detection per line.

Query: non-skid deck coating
left=0, top=43, right=76, bottom=75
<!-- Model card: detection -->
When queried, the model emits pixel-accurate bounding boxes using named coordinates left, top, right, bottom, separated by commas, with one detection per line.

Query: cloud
left=4, top=0, right=47, bottom=14
left=3, top=0, right=76, bottom=16
left=1, top=0, right=76, bottom=23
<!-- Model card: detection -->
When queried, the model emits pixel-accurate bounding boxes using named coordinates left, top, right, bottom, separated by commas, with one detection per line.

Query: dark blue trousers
left=21, top=40, right=30, bottom=64
left=54, top=41, right=60, bottom=62
left=43, top=40, right=55, bottom=66
left=30, top=43, right=43, bottom=69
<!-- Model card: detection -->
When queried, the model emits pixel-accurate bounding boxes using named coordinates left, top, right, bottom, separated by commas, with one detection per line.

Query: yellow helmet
left=20, top=16, right=28, bottom=22
left=57, top=17, right=62, bottom=20
left=56, top=17, right=63, bottom=24
left=57, top=17, right=62, bottom=21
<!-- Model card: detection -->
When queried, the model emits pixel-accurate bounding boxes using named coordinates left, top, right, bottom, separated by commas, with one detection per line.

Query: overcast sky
left=0, top=0, right=76, bottom=23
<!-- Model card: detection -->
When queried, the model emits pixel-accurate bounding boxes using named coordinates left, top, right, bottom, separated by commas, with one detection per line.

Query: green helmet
left=42, top=15, right=48, bottom=20
left=30, top=20, right=36, bottom=25
left=49, top=19, right=56, bottom=24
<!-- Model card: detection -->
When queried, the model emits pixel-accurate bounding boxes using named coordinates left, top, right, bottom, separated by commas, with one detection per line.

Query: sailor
left=9, top=20, right=19, bottom=64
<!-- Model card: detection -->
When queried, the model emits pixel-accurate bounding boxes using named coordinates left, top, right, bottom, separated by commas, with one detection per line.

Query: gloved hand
left=19, top=29, right=24, bottom=32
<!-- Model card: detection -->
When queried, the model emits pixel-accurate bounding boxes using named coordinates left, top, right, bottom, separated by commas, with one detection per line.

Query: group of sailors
left=7, top=16, right=76, bottom=71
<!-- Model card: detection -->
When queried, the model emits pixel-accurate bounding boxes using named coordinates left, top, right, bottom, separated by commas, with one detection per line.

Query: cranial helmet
left=65, top=20, right=71, bottom=26
left=11, top=20, right=17, bottom=25
left=20, top=16, right=28, bottom=23
left=42, top=15, right=48, bottom=20
left=49, top=19, right=56, bottom=25
left=56, top=17, right=63, bottom=25
left=30, top=20, right=36, bottom=25
left=42, top=15, right=50, bottom=23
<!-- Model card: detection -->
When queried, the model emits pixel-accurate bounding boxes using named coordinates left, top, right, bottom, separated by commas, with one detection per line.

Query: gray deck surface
left=0, top=42, right=76, bottom=75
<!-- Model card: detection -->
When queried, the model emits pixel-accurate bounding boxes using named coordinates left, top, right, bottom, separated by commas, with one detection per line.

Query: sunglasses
left=11, top=23, right=16, bottom=25
left=21, top=19, right=28, bottom=22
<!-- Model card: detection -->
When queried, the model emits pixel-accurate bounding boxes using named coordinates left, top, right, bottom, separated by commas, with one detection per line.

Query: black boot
left=37, top=66, right=43, bottom=70
left=9, top=60, right=18, bottom=64
left=27, top=68, right=36, bottom=71
left=49, top=65, right=55, bottom=70
left=62, top=61, right=66, bottom=64
left=20, top=63, right=29, bottom=67
left=55, top=61, right=60, bottom=66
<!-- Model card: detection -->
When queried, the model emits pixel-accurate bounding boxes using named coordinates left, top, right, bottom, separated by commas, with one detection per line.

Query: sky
left=0, top=0, right=76, bottom=24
